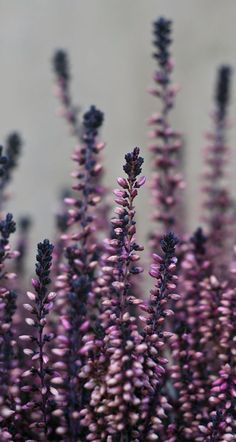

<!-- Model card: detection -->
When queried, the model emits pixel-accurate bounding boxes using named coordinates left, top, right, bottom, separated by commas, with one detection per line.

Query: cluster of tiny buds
left=52, top=49, right=80, bottom=135
left=191, top=227, right=207, bottom=256
left=78, top=147, right=147, bottom=439
left=202, top=64, right=233, bottom=276
left=136, top=232, right=178, bottom=441
left=0, top=213, right=18, bottom=279
left=0, top=133, right=22, bottom=194
left=53, top=49, right=70, bottom=83
left=153, top=17, right=172, bottom=70
left=0, top=212, right=18, bottom=431
left=62, top=105, right=104, bottom=234
left=101, top=147, right=145, bottom=299
left=146, top=232, right=179, bottom=334
left=0, top=146, right=8, bottom=180
left=148, top=16, right=184, bottom=246
left=0, top=213, right=16, bottom=240
left=83, top=105, right=104, bottom=131
left=216, top=65, right=231, bottom=119
left=52, top=106, right=105, bottom=439
left=19, top=239, right=57, bottom=435
left=5, top=132, right=22, bottom=178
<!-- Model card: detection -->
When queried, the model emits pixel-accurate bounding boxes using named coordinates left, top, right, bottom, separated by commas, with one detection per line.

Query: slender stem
left=37, top=284, right=48, bottom=436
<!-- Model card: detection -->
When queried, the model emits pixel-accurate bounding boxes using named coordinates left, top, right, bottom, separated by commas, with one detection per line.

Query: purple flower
left=20, top=239, right=56, bottom=439
left=148, top=17, right=185, bottom=251
left=52, top=49, right=80, bottom=137
left=53, top=49, right=70, bottom=82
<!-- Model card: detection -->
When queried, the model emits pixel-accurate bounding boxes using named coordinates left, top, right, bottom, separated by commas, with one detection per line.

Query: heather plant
left=53, top=50, right=81, bottom=139
left=1, top=13, right=236, bottom=442
left=148, top=18, right=185, bottom=251
left=20, top=239, right=56, bottom=438
left=202, top=65, right=233, bottom=276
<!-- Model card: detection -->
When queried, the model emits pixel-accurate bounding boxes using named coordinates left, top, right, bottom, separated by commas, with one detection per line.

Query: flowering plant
left=0, top=15, right=235, bottom=442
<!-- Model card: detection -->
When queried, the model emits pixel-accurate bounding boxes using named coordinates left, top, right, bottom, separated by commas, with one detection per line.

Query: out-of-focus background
left=1, top=0, right=236, bottom=261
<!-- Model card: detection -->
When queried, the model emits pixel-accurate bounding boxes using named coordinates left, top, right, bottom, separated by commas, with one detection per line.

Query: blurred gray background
left=1, top=0, right=236, bottom=262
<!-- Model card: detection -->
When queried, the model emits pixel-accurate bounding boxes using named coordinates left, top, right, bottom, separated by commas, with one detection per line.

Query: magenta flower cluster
left=0, top=15, right=235, bottom=442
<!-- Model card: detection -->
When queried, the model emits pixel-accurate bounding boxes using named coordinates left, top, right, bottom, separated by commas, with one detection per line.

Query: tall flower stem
left=148, top=17, right=184, bottom=250
left=139, top=232, right=179, bottom=441
left=53, top=106, right=105, bottom=440
left=79, top=148, right=146, bottom=441
left=202, top=66, right=233, bottom=275
left=52, top=50, right=81, bottom=138
left=20, top=239, right=56, bottom=439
